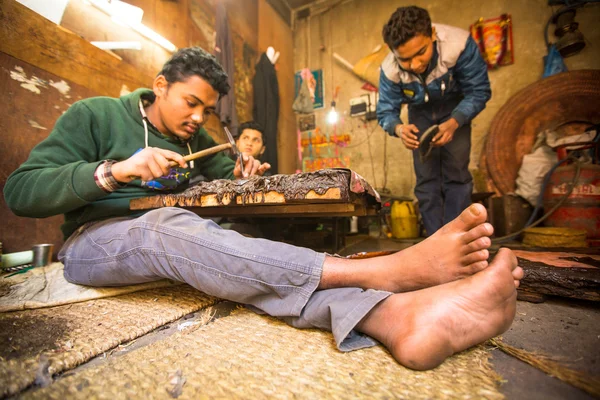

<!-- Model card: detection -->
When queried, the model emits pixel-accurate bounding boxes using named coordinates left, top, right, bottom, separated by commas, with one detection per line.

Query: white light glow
left=111, top=0, right=143, bottom=25
left=327, top=108, right=339, bottom=125
left=131, top=22, right=177, bottom=52
left=17, top=0, right=70, bottom=24
left=87, top=0, right=177, bottom=53
left=91, top=41, right=142, bottom=50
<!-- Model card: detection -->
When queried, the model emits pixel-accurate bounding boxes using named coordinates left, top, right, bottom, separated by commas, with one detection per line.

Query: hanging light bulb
left=326, top=101, right=338, bottom=125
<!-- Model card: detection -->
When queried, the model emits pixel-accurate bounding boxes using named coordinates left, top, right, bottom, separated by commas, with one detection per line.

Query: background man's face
left=236, top=129, right=265, bottom=159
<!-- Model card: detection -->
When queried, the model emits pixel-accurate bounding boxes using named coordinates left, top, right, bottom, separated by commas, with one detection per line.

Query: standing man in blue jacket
left=377, top=6, right=491, bottom=236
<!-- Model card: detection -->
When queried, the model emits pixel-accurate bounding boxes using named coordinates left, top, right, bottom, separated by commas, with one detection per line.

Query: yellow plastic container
left=391, top=200, right=419, bottom=239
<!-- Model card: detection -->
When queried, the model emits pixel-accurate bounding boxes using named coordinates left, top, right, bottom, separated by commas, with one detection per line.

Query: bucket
left=391, top=200, right=419, bottom=239
left=543, top=164, right=600, bottom=239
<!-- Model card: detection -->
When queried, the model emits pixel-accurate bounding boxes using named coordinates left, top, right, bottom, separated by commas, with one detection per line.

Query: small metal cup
left=32, top=244, right=54, bottom=268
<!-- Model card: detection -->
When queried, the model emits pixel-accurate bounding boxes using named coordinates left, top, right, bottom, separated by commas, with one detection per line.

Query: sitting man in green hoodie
left=4, top=47, right=523, bottom=371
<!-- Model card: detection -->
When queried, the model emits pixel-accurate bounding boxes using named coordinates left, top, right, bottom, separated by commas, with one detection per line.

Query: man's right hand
left=111, top=147, right=187, bottom=183
left=395, top=124, right=420, bottom=150
left=234, top=154, right=271, bottom=179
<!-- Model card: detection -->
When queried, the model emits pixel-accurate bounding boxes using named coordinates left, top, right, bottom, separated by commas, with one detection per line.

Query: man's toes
left=453, top=204, right=488, bottom=231
left=512, top=266, right=524, bottom=281
left=462, top=223, right=494, bottom=244
left=463, top=236, right=492, bottom=254
left=496, top=248, right=518, bottom=270
left=463, top=260, right=488, bottom=275
left=462, top=249, right=489, bottom=265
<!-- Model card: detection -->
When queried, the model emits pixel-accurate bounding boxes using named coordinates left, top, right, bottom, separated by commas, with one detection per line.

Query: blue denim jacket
left=376, top=24, right=491, bottom=135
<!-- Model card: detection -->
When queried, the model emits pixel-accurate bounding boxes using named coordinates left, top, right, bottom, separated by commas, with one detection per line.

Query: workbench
left=130, top=169, right=381, bottom=252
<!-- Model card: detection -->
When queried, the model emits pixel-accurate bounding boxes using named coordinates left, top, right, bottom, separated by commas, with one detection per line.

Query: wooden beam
left=517, top=257, right=600, bottom=302
left=265, top=0, right=291, bottom=26
left=182, top=202, right=377, bottom=218
left=0, top=0, right=152, bottom=97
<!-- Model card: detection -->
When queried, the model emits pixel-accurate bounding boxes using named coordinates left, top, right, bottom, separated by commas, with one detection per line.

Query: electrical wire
left=382, top=131, right=389, bottom=191
left=344, top=119, right=379, bottom=149
left=366, top=120, right=378, bottom=189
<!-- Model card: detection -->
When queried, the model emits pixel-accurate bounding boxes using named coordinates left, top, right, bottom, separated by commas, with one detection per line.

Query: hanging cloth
left=543, top=44, right=568, bottom=78
left=214, top=2, right=239, bottom=136
left=253, top=53, right=280, bottom=173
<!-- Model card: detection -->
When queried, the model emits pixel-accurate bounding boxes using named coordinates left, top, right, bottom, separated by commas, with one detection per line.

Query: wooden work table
left=130, top=169, right=381, bottom=251
left=130, top=169, right=381, bottom=218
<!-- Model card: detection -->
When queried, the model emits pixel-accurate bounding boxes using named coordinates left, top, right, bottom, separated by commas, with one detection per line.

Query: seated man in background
left=4, top=47, right=522, bottom=371
left=236, top=121, right=267, bottom=164
left=223, top=120, right=272, bottom=236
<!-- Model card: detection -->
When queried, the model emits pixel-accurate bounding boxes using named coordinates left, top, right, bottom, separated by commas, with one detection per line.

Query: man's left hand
left=431, top=118, right=459, bottom=147
left=234, top=154, right=271, bottom=178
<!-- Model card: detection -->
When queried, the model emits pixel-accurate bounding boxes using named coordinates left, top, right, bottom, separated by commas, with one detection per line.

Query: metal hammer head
left=224, top=126, right=245, bottom=176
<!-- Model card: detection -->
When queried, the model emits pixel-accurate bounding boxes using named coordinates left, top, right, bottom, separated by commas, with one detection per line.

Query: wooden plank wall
left=0, top=0, right=294, bottom=255
left=0, top=0, right=154, bottom=255
left=0, top=53, right=100, bottom=256
left=0, top=0, right=152, bottom=97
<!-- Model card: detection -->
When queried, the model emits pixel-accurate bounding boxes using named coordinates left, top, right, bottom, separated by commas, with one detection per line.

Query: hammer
left=167, top=143, right=233, bottom=167
left=127, top=143, right=233, bottom=181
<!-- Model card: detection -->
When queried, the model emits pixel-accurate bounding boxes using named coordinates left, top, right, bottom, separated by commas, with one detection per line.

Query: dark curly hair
left=158, top=47, right=230, bottom=96
left=238, top=121, right=264, bottom=140
left=382, top=6, right=432, bottom=50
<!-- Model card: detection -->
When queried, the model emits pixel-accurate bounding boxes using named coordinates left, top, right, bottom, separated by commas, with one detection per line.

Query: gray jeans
left=59, top=207, right=392, bottom=351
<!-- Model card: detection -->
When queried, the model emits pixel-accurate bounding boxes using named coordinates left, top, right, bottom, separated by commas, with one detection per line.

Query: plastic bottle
left=391, top=200, right=419, bottom=239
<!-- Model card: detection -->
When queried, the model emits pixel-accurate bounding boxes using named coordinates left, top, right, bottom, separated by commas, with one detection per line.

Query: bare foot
left=320, top=203, right=494, bottom=292
left=382, top=203, right=494, bottom=291
left=357, top=248, right=523, bottom=370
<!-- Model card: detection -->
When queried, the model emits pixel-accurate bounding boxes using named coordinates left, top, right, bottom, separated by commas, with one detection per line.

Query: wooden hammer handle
left=168, top=143, right=232, bottom=167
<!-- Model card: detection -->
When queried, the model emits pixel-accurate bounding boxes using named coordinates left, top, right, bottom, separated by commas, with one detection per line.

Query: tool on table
left=167, top=143, right=232, bottom=168
left=419, top=124, right=439, bottom=163
left=224, top=126, right=245, bottom=177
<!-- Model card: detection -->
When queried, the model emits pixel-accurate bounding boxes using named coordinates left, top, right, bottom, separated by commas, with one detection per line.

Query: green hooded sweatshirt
left=4, top=88, right=235, bottom=239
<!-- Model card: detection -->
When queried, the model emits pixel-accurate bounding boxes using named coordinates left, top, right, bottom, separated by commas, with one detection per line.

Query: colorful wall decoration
left=294, top=69, right=324, bottom=109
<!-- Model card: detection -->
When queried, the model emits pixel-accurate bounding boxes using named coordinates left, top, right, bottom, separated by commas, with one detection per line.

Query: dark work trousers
left=412, top=124, right=473, bottom=236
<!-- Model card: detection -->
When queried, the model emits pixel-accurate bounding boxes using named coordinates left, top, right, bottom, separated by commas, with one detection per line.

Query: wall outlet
left=349, top=93, right=378, bottom=117
left=349, top=98, right=367, bottom=116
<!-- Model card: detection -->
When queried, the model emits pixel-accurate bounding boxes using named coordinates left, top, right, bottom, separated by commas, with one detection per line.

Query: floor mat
left=24, top=308, right=504, bottom=400
left=0, top=262, right=181, bottom=312
left=0, top=285, right=219, bottom=398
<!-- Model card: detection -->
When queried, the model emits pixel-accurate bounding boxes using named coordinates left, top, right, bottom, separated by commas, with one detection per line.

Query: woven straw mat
left=24, top=308, right=504, bottom=400
left=0, top=285, right=219, bottom=398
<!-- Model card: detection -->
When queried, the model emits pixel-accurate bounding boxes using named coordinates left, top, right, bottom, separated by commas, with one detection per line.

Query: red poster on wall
left=470, top=14, right=514, bottom=69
